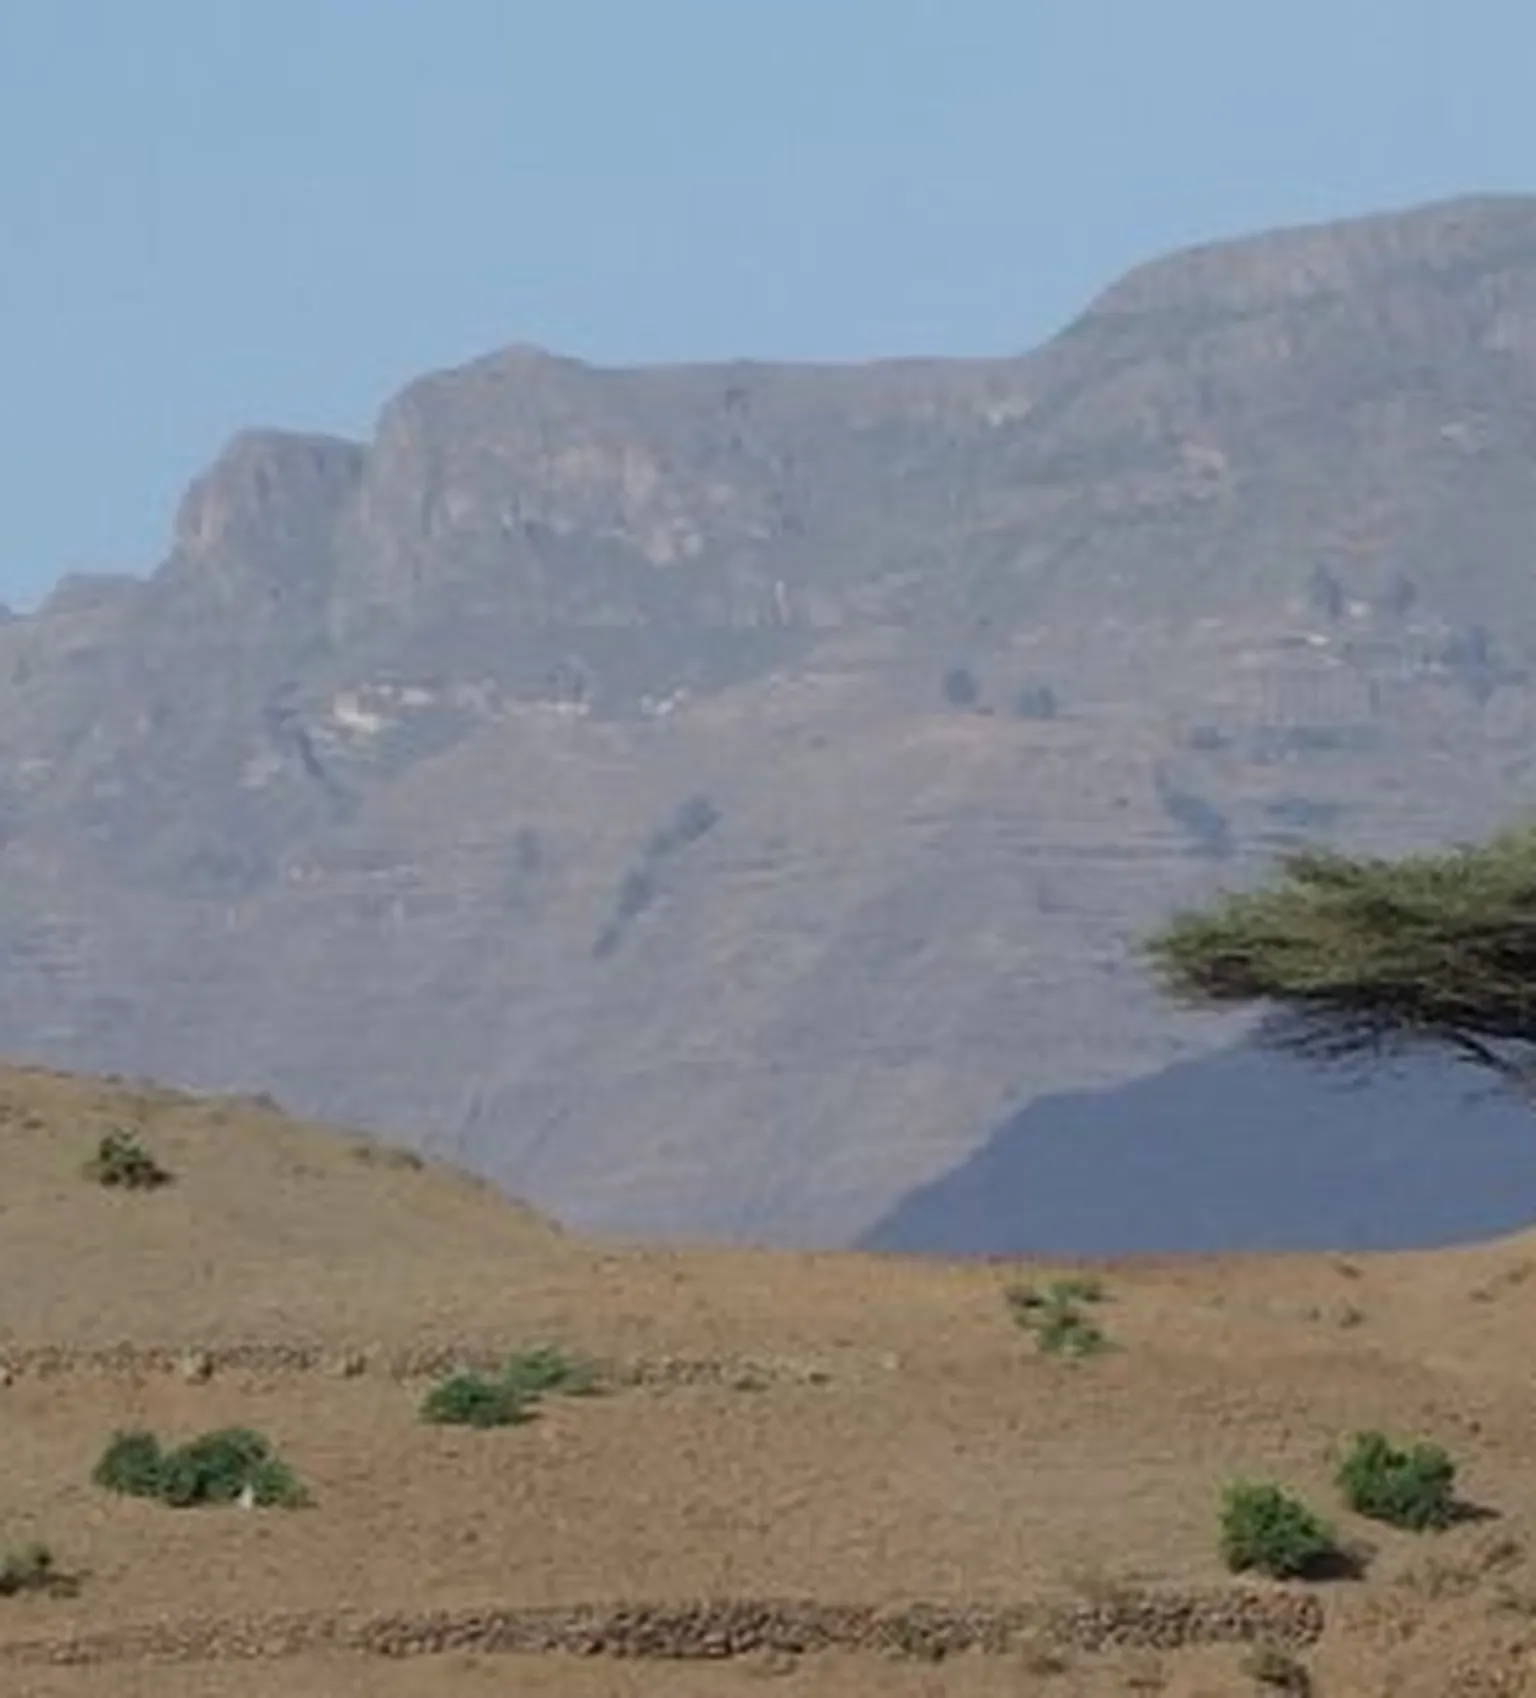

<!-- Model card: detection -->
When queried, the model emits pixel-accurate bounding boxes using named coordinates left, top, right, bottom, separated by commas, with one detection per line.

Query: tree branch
left=1443, top=1028, right=1536, bottom=1097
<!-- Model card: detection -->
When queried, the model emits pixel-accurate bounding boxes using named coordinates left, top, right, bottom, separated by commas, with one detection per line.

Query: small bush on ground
left=1220, top=1482, right=1343, bottom=1580
left=1046, top=1274, right=1105, bottom=1305
left=92, top=1429, right=164, bottom=1497
left=501, top=1345, right=598, bottom=1398
left=93, top=1427, right=307, bottom=1507
left=1006, top=1278, right=1112, bottom=1359
left=1335, top=1430, right=1458, bottom=1531
left=1032, top=1304, right=1110, bottom=1359
left=83, top=1129, right=171, bottom=1190
left=421, top=1346, right=599, bottom=1427
left=1006, top=1274, right=1107, bottom=1315
left=420, top=1371, right=533, bottom=1429
left=0, top=1543, right=76, bottom=1598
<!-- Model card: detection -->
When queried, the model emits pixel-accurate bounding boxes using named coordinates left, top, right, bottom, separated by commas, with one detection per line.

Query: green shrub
left=93, top=1426, right=306, bottom=1507
left=0, top=1542, right=75, bottom=1598
left=1220, top=1482, right=1342, bottom=1580
left=1006, top=1274, right=1106, bottom=1316
left=1335, top=1430, right=1457, bottom=1531
left=156, top=1429, right=307, bottom=1508
left=501, top=1346, right=597, bottom=1398
left=420, top=1371, right=533, bottom=1429
left=83, top=1129, right=171, bottom=1190
left=1033, top=1304, right=1110, bottom=1359
left=421, top=1347, right=599, bottom=1428
left=91, top=1429, right=165, bottom=1497
left=1006, top=1279, right=1112, bottom=1358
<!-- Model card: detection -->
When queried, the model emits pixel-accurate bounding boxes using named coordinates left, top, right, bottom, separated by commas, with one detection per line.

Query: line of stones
left=0, top=1590, right=1324, bottom=1667
left=0, top=1342, right=826, bottom=1389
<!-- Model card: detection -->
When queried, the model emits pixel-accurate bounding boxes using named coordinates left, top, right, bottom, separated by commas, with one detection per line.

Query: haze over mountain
left=7, top=193, right=1536, bottom=1245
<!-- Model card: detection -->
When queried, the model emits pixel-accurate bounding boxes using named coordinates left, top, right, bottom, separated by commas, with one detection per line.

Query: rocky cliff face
left=6, top=195, right=1536, bottom=1243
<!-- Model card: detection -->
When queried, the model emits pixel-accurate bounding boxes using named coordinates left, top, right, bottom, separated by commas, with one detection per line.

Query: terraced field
left=4, top=1064, right=1536, bottom=1694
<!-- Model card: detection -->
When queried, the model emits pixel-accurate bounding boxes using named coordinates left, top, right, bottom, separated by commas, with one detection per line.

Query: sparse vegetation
left=420, top=1370, right=533, bottom=1429
left=421, top=1347, right=598, bottom=1427
left=646, top=793, right=721, bottom=858
left=5, top=1061, right=1529, bottom=1689
left=0, top=1542, right=76, bottom=1598
left=1006, top=1277, right=1112, bottom=1358
left=614, top=865, right=657, bottom=924
left=1219, top=1482, right=1342, bottom=1580
left=1034, top=1305, right=1109, bottom=1358
left=501, top=1344, right=598, bottom=1398
left=92, top=1426, right=307, bottom=1508
left=593, top=794, right=720, bottom=959
left=1335, top=1430, right=1458, bottom=1531
left=83, top=1128, right=171, bottom=1190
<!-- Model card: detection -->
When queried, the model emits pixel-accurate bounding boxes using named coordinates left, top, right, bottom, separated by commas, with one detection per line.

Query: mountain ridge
left=5, top=192, right=1536, bottom=1242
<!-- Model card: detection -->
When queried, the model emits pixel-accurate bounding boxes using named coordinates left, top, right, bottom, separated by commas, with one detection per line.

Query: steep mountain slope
left=6, top=195, right=1536, bottom=1241
left=6, top=1064, right=1536, bottom=1698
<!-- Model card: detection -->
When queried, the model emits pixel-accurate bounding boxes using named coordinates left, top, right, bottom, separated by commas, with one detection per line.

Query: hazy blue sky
left=2, top=0, right=1529, bottom=607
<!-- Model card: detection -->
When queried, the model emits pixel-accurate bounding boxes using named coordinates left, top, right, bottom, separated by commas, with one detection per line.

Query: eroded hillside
left=6, top=197, right=1536, bottom=1239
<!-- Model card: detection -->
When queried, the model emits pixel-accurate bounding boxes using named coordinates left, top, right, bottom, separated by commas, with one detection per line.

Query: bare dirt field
left=4, top=1063, right=1536, bottom=1694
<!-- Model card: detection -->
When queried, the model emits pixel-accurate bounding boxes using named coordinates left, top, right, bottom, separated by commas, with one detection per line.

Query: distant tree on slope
left=1144, top=824, right=1536, bottom=1097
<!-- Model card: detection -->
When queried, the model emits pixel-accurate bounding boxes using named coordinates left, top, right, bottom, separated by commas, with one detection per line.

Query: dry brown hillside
left=5, top=1064, right=1536, bottom=1696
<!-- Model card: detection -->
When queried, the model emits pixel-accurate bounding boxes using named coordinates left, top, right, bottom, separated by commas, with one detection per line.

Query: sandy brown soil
left=4, top=1063, right=1536, bottom=1694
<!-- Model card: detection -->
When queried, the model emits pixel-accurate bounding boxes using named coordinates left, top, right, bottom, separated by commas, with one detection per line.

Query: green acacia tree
left=1144, top=824, right=1536, bottom=1096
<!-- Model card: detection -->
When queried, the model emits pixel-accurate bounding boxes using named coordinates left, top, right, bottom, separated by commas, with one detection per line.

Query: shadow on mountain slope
left=862, top=1043, right=1536, bottom=1257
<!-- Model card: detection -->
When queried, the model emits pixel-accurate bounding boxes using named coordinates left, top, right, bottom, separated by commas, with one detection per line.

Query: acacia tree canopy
left=1143, top=825, right=1536, bottom=1094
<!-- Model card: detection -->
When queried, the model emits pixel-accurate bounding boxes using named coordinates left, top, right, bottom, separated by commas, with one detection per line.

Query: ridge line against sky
left=3, top=0, right=1531, bottom=608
